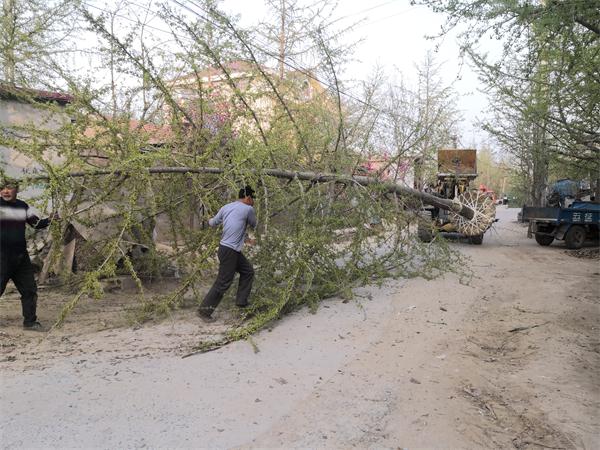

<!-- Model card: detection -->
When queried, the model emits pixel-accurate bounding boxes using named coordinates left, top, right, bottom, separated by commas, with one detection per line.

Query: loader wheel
left=450, top=191, right=496, bottom=236
left=534, top=233, right=554, bottom=246
left=565, top=225, right=586, bottom=249
left=468, top=234, right=483, bottom=245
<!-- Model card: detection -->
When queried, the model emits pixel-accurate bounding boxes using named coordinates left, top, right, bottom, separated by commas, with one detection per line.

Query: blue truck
left=522, top=201, right=600, bottom=249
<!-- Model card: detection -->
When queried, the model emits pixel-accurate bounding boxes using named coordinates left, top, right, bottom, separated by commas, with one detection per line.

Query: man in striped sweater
left=0, top=178, right=53, bottom=330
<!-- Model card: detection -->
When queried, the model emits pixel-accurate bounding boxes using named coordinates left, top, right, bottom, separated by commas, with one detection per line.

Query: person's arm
left=208, top=207, right=224, bottom=227
left=25, top=207, right=51, bottom=230
left=247, top=207, right=257, bottom=229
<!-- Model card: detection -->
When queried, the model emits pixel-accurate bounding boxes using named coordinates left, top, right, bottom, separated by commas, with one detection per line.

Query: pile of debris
left=565, top=247, right=599, bottom=259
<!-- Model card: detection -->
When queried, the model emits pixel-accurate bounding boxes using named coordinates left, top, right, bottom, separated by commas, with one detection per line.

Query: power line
left=313, top=0, right=404, bottom=28
left=352, top=5, right=416, bottom=30
left=254, top=0, right=414, bottom=65
left=262, top=0, right=403, bottom=26
left=82, top=1, right=193, bottom=44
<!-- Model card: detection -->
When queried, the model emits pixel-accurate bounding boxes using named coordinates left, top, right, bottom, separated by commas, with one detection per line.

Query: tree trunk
left=36, top=166, right=477, bottom=220
left=530, top=130, right=549, bottom=206
left=2, top=0, right=16, bottom=83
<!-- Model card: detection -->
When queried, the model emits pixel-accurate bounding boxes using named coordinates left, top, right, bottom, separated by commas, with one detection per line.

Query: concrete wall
left=0, top=98, right=71, bottom=201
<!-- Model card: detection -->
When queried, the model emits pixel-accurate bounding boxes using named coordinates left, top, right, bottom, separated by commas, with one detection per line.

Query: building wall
left=362, top=157, right=415, bottom=188
left=0, top=98, right=71, bottom=200
left=167, top=64, right=324, bottom=139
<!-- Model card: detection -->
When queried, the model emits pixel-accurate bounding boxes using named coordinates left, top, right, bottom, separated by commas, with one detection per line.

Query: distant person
left=0, top=177, right=55, bottom=330
left=198, top=186, right=257, bottom=322
left=503, top=195, right=508, bottom=206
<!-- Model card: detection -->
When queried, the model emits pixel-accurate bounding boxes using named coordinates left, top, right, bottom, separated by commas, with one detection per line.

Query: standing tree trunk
left=2, top=0, right=16, bottom=83
left=529, top=2, right=551, bottom=207
left=529, top=130, right=549, bottom=206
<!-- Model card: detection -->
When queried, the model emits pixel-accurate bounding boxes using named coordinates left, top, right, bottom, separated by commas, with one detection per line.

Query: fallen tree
left=36, top=165, right=493, bottom=224
left=27, top=161, right=476, bottom=345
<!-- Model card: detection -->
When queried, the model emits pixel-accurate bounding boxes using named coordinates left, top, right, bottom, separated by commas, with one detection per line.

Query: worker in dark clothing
left=0, top=178, right=54, bottom=330
left=198, top=186, right=257, bottom=322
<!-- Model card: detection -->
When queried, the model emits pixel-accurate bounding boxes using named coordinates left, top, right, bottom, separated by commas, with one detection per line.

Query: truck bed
left=522, top=206, right=560, bottom=221
left=523, top=202, right=600, bottom=224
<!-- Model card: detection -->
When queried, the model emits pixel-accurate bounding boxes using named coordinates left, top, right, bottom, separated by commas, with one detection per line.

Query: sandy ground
left=0, top=207, right=598, bottom=449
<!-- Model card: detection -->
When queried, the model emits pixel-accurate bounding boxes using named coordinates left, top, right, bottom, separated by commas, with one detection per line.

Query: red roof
left=83, top=119, right=173, bottom=145
left=0, top=82, right=74, bottom=105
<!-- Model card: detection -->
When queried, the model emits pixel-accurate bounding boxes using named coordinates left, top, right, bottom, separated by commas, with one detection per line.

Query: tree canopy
left=416, top=0, right=599, bottom=203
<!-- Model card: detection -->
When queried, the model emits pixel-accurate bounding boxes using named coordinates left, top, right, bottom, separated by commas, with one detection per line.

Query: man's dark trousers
left=200, top=245, right=254, bottom=316
left=0, top=252, right=38, bottom=324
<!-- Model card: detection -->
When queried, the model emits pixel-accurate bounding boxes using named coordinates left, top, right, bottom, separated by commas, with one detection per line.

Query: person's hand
left=49, top=212, right=60, bottom=221
left=245, top=238, right=256, bottom=246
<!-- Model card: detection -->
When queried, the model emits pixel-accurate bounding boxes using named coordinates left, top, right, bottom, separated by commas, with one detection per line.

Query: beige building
left=166, top=60, right=326, bottom=136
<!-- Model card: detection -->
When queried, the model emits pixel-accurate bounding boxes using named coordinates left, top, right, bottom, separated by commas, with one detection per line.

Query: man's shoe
left=197, top=310, right=216, bottom=323
left=23, top=321, right=44, bottom=331
left=236, top=302, right=250, bottom=308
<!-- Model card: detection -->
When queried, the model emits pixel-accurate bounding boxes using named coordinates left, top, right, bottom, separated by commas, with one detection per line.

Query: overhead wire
left=256, top=0, right=404, bottom=28
left=307, top=0, right=404, bottom=28
left=252, top=0, right=415, bottom=68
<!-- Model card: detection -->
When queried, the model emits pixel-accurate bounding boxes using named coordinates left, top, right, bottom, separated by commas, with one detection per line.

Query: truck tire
left=468, top=234, right=483, bottom=245
left=565, top=225, right=586, bottom=249
left=534, top=233, right=554, bottom=246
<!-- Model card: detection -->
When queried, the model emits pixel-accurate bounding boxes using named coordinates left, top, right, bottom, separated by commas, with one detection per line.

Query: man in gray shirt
left=198, top=186, right=257, bottom=321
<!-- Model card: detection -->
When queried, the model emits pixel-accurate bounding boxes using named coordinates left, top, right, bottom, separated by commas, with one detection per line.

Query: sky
left=221, top=0, right=491, bottom=147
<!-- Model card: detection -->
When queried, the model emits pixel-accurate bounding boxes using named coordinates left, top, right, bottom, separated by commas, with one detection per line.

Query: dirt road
left=1, top=207, right=598, bottom=449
